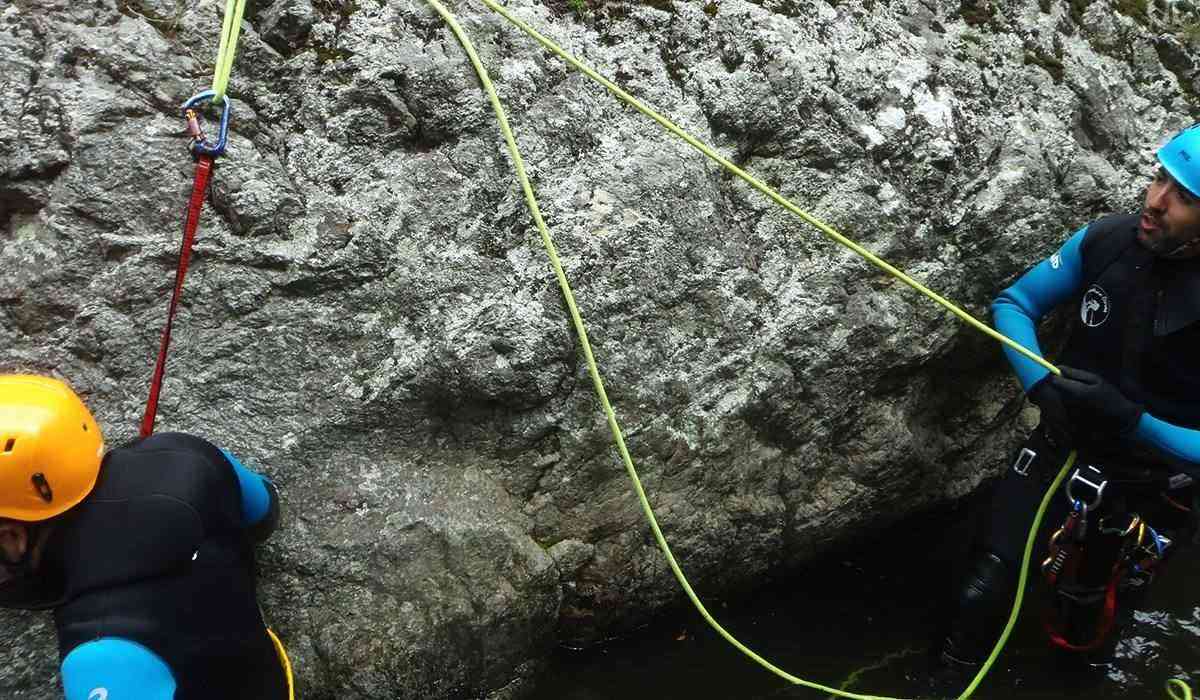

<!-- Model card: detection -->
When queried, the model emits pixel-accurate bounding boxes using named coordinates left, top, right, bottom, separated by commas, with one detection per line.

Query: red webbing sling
left=141, top=91, right=230, bottom=437
left=140, top=155, right=214, bottom=437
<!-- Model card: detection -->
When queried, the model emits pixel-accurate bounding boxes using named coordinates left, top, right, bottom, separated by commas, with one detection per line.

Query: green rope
left=1168, top=679, right=1194, bottom=700
left=474, top=0, right=1058, bottom=378
left=424, top=1, right=1077, bottom=697
left=837, top=647, right=920, bottom=695
left=957, top=450, right=1074, bottom=699
left=211, top=0, right=248, bottom=104
left=425, top=3, right=899, bottom=697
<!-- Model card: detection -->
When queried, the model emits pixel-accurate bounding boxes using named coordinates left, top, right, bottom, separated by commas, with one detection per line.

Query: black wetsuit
left=5, top=432, right=288, bottom=699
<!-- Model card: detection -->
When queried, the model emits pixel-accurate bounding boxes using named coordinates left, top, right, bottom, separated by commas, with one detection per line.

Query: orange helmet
left=0, top=375, right=104, bottom=521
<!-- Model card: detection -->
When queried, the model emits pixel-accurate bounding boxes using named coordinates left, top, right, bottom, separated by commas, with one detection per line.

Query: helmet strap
left=1164, top=232, right=1200, bottom=259
left=0, top=522, right=36, bottom=579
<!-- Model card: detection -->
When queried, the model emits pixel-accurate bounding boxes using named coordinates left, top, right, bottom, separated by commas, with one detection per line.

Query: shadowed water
left=531, top=502, right=1198, bottom=700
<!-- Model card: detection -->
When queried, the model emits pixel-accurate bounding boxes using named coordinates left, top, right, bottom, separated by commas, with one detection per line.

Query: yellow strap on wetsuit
left=267, top=628, right=295, bottom=700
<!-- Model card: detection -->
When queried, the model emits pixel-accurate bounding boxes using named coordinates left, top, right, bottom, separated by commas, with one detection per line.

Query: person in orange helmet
left=0, top=375, right=290, bottom=700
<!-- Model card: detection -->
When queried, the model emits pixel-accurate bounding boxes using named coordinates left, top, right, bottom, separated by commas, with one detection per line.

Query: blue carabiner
left=181, top=89, right=232, bottom=158
left=1147, top=525, right=1165, bottom=556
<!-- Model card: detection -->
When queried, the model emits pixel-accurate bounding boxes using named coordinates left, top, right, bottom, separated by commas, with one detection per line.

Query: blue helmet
left=1157, top=123, right=1200, bottom=198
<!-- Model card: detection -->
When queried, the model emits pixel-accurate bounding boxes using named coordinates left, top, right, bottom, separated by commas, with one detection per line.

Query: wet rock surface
left=1, top=0, right=1197, bottom=696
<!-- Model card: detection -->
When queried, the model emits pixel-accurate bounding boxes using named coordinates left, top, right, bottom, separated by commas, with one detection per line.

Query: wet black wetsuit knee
left=943, top=429, right=1070, bottom=663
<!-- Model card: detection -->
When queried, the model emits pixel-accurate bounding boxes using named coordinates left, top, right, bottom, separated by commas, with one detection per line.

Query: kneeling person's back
left=0, top=377, right=286, bottom=700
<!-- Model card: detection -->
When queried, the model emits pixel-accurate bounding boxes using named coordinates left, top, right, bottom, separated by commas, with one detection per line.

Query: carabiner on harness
left=182, top=89, right=232, bottom=158
left=1066, top=465, right=1107, bottom=514
left=1130, top=523, right=1171, bottom=574
left=1043, top=499, right=1087, bottom=582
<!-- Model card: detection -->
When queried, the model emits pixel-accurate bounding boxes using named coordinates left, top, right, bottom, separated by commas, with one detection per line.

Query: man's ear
left=0, top=520, right=29, bottom=565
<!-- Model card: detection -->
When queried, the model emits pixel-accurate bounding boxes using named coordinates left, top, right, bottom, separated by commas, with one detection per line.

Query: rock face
left=1, top=0, right=1196, bottom=696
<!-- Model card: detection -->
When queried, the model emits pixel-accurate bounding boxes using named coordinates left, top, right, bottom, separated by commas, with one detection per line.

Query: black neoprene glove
left=248, top=479, right=281, bottom=544
left=1048, top=366, right=1144, bottom=436
left=1027, top=374, right=1074, bottom=447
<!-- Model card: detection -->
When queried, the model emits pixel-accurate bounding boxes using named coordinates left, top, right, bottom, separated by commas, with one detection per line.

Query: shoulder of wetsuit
left=118, top=432, right=244, bottom=516
left=47, top=432, right=248, bottom=602
left=1078, top=214, right=1140, bottom=281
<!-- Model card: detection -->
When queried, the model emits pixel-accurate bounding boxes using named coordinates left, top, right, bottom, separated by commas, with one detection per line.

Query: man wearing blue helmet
left=937, top=125, right=1200, bottom=675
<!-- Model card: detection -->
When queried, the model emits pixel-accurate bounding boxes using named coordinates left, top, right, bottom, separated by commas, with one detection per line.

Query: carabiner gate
left=1065, top=465, right=1107, bottom=514
left=181, top=89, right=232, bottom=158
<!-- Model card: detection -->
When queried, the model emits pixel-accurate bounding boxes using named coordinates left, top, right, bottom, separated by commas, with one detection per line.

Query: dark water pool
left=530, top=502, right=1198, bottom=700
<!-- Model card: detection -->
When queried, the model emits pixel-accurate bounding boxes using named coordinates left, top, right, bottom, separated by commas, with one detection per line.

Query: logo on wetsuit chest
left=88, top=690, right=108, bottom=700
left=1081, top=285, right=1111, bottom=327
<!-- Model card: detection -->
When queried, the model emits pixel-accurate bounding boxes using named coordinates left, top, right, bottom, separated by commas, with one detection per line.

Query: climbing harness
left=1041, top=466, right=1118, bottom=653
left=424, top=2, right=1196, bottom=699
left=1042, top=465, right=1175, bottom=653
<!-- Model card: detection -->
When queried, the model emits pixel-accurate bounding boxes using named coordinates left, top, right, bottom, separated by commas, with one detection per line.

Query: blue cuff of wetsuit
left=220, top=448, right=273, bottom=528
left=991, top=227, right=1087, bottom=391
left=992, top=301, right=1051, bottom=391
left=1134, top=414, right=1200, bottom=476
left=62, top=638, right=176, bottom=700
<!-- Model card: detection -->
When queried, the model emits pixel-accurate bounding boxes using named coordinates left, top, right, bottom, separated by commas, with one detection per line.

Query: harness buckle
left=1066, top=465, right=1108, bottom=514
left=181, top=90, right=232, bottom=158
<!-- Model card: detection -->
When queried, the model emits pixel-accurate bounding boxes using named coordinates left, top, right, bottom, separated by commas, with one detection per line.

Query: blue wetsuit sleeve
left=61, top=638, right=176, bottom=700
left=220, top=448, right=273, bottom=528
left=1134, top=415, right=1200, bottom=476
left=991, top=227, right=1088, bottom=391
